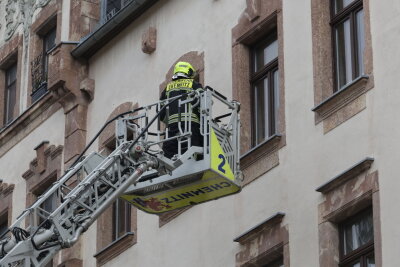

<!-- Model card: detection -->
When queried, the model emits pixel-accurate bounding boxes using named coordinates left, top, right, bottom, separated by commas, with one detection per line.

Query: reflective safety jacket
left=160, top=78, right=203, bottom=126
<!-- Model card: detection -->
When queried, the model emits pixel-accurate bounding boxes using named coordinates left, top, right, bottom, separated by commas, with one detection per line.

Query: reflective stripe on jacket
left=160, top=78, right=203, bottom=125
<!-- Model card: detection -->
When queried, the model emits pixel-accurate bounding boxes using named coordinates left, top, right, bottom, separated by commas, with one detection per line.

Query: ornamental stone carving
left=2, top=0, right=52, bottom=41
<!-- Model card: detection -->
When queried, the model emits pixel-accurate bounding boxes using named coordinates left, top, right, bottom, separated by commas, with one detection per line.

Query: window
left=331, top=0, right=364, bottom=91
left=112, top=199, right=131, bottom=241
left=251, top=32, right=279, bottom=147
left=95, top=104, right=138, bottom=265
left=31, top=27, right=56, bottom=102
left=0, top=212, right=8, bottom=237
left=102, top=0, right=131, bottom=22
left=37, top=191, right=57, bottom=225
left=4, top=64, right=17, bottom=125
left=262, top=258, right=284, bottom=267
left=339, top=209, right=374, bottom=267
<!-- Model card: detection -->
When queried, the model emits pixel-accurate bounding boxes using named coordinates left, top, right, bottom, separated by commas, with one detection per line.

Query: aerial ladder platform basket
left=121, top=87, right=242, bottom=213
left=0, top=87, right=241, bottom=267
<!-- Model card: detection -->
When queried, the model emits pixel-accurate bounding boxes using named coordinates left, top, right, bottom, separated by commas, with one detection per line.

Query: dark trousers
left=163, top=123, right=203, bottom=159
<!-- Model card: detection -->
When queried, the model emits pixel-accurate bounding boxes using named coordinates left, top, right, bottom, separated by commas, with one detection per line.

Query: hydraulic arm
left=0, top=88, right=242, bottom=267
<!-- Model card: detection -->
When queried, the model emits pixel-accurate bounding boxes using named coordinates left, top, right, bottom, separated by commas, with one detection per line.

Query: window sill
left=0, top=91, right=51, bottom=134
left=94, top=232, right=136, bottom=266
left=240, top=134, right=283, bottom=186
left=312, top=75, right=370, bottom=129
left=0, top=91, right=60, bottom=158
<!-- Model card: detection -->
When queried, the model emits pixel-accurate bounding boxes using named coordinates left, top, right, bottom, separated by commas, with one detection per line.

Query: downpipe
left=63, top=159, right=157, bottom=248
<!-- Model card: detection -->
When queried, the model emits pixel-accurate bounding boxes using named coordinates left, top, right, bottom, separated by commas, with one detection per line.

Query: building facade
left=0, top=0, right=399, bottom=266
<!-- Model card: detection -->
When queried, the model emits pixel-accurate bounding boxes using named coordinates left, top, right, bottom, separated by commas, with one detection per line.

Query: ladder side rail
left=52, top=157, right=125, bottom=244
left=1, top=92, right=198, bottom=266
left=209, top=90, right=236, bottom=110
left=0, top=145, right=129, bottom=266
left=0, top=143, right=146, bottom=266
left=1, top=156, right=124, bottom=266
left=64, top=160, right=155, bottom=246
left=234, top=104, right=241, bottom=176
left=5, top=151, right=104, bottom=231
left=49, top=144, right=129, bottom=229
left=25, top=151, right=123, bottom=249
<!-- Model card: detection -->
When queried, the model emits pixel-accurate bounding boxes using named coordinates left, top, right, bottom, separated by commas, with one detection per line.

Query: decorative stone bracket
left=47, top=43, right=93, bottom=113
left=142, top=27, right=157, bottom=54
left=22, top=142, right=63, bottom=184
left=0, top=180, right=15, bottom=198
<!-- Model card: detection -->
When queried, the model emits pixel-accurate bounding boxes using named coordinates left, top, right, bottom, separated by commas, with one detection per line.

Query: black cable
left=69, top=106, right=145, bottom=169
left=71, top=92, right=191, bottom=169
left=30, top=219, right=52, bottom=251
left=29, top=93, right=193, bottom=251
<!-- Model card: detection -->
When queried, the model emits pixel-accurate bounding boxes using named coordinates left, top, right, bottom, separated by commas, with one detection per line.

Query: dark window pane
left=356, top=9, right=365, bottom=75
left=342, top=210, right=374, bottom=255
left=112, top=199, right=131, bottom=240
left=43, top=28, right=56, bottom=80
left=5, top=83, right=16, bottom=124
left=367, top=254, right=375, bottom=267
left=262, top=258, right=284, bottom=267
left=5, top=64, right=17, bottom=124
left=254, top=79, right=266, bottom=145
left=254, top=38, right=278, bottom=72
left=39, top=192, right=57, bottom=224
left=44, top=28, right=56, bottom=53
left=334, top=0, right=356, bottom=14
left=273, top=69, right=280, bottom=121
left=6, top=64, right=17, bottom=86
left=0, top=215, right=8, bottom=236
left=251, top=31, right=279, bottom=148
left=106, top=0, right=122, bottom=19
left=335, top=18, right=353, bottom=89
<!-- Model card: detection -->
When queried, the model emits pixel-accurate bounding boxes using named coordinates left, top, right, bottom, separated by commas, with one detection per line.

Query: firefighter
left=160, top=61, right=204, bottom=159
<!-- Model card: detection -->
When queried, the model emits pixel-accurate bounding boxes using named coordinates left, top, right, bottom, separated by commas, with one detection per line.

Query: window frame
left=37, top=191, right=58, bottom=225
left=4, top=63, right=17, bottom=125
left=31, top=24, right=57, bottom=103
left=42, top=27, right=57, bottom=83
left=112, top=198, right=132, bottom=241
left=338, top=208, right=374, bottom=267
left=330, top=0, right=364, bottom=91
left=250, top=31, right=279, bottom=147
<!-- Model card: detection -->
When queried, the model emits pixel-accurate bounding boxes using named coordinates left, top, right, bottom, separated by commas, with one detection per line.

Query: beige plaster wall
left=0, top=109, right=65, bottom=222
left=366, top=1, right=400, bottom=265
left=82, top=0, right=400, bottom=266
